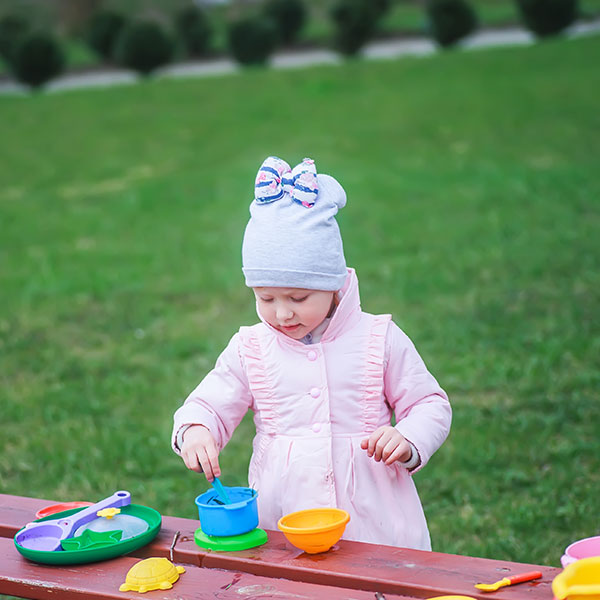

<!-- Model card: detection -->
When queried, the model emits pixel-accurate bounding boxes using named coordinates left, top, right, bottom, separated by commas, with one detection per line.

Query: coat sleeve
left=171, top=332, right=253, bottom=455
left=383, top=321, right=451, bottom=473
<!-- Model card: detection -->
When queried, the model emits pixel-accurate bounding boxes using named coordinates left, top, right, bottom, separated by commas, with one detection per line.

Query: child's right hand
left=180, top=424, right=221, bottom=482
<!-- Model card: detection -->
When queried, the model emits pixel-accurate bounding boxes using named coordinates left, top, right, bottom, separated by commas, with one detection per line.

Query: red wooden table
left=0, top=493, right=560, bottom=600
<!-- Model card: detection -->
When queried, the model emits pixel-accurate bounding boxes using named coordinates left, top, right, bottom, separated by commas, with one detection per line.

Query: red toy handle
left=508, top=571, right=543, bottom=585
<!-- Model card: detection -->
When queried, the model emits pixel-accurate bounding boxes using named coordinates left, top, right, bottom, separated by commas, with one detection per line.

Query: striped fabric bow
left=254, top=156, right=319, bottom=208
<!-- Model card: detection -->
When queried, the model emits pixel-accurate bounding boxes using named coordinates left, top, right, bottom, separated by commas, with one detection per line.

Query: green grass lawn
left=0, top=33, right=599, bottom=569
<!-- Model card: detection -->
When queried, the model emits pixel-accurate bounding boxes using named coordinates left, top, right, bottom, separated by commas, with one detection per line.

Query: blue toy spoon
left=211, top=477, right=231, bottom=504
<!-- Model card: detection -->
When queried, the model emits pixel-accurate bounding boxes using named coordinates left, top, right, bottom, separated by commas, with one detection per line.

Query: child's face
left=253, top=287, right=336, bottom=340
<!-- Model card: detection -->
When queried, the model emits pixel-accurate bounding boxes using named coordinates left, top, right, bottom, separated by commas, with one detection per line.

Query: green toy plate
left=194, top=527, right=268, bottom=551
left=14, top=504, right=161, bottom=565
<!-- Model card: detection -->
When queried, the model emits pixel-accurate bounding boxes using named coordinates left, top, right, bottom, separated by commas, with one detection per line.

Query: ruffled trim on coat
left=238, top=324, right=279, bottom=435
left=361, top=314, right=392, bottom=431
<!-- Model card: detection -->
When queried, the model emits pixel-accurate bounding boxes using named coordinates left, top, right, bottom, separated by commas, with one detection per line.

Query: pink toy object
left=561, top=536, right=600, bottom=567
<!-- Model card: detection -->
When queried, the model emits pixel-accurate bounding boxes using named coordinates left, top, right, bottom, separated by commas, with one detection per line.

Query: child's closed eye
left=291, top=296, right=308, bottom=303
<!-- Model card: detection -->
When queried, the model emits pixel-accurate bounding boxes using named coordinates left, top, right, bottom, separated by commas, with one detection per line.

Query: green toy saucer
left=194, top=527, right=268, bottom=551
left=14, top=504, right=161, bottom=565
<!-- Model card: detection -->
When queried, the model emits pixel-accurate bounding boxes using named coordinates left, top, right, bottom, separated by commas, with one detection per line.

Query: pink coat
left=172, top=269, right=451, bottom=549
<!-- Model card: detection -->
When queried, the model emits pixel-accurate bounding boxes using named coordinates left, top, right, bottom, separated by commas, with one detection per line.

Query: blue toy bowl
left=195, top=486, right=258, bottom=537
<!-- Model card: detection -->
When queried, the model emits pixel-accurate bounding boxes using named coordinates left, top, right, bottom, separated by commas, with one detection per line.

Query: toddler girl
left=172, top=156, right=451, bottom=550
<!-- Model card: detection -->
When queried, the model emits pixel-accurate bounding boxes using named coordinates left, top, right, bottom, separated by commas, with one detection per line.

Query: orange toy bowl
left=277, top=508, right=350, bottom=554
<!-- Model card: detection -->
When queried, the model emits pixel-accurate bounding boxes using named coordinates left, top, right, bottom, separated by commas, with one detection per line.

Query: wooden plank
left=0, top=494, right=561, bottom=600
left=0, top=537, right=408, bottom=600
left=0, top=494, right=55, bottom=538
left=130, top=517, right=560, bottom=599
left=164, top=528, right=560, bottom=600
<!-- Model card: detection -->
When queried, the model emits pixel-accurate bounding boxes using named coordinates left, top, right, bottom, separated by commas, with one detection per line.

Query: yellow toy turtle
left=119, top=557, right=185, bottom=593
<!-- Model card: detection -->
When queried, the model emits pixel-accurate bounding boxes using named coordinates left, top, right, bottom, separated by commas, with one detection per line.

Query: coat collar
left=254, top=268, right=361, bottom=347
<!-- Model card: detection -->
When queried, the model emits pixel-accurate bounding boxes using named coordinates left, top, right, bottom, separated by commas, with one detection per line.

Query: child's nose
left=276, top=304, right=293, bottom=321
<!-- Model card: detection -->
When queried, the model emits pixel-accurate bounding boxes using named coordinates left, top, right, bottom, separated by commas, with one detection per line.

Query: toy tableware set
left=211, top=476, right=231, bottom=504
left=193, top=478, right=268, bottom=551
left=467, top=535, right=600, bottom=600
left=277, top=507, right=350, bottom=554
left=561, top=536, right=600, bottom=568
left=120, top=557, right=186, bottom=593
left=193, top=476, right=352, bottom=554
left=35, top=501, right=93, bottom=519
left=475, top=571, right=543, bottom=592
left=552, top=557, right=600, bottom=600
left=552, top=535, right=600, bottom=600
left=12, top=483, right=354, bottom=597
left=428, top=572, right=542, bottom=600
left=13, top=490, right=161, bottom=565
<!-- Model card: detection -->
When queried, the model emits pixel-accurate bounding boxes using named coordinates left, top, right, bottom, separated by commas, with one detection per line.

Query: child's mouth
left=280, top=324, right=301, bottom=332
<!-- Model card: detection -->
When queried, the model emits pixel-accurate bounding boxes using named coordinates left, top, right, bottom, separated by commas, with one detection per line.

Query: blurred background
left=0, top=0, right=598, bottom=571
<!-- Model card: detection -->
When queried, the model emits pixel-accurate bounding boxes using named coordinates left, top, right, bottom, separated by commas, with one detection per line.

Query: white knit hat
left=242, top=156, right=348, bottom=291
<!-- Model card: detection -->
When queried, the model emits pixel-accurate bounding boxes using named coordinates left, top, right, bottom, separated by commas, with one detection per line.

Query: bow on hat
left=254, top=156, right=318, bottom=208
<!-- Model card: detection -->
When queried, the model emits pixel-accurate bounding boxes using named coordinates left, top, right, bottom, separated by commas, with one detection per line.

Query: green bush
left=0, top=14, right=30, bottom=63
left=262, top=0, right=307, bottom=45
left=174, top=6, right=213, bottom=58
left=426, top=0, right=478, bottom=47
left=330, top=0, right=380, bottom=56
left=86, top=10, right=127, bottom=61
left=113, top=20, right=175, bottom=76
left=10, top=32, right=65, bottom=89
left=515, top=0, right=578, bottom=37
left=372, top=0, right=393, bottom=19
left=227, top=15, right=278, bottom=66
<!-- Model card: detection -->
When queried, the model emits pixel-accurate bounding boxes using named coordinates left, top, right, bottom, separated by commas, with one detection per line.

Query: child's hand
left=181, top=424, right=221, bottom=481
left=360, top=426, right=411, bottom=466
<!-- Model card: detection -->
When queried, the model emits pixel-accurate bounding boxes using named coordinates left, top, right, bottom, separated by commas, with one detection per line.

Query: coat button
left=307, top=350, right=317, bottom=361
left=310, top=387, right=320, bottom=398
left=312, top=423, right=321, bottom=433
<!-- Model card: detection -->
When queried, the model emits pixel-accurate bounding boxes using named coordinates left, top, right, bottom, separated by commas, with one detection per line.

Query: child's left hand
left=360, top=426, right=412, bottom=465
